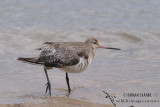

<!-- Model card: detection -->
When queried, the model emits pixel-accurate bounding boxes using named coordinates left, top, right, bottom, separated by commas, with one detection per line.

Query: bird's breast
left=60, top=58, right=89, bottom=73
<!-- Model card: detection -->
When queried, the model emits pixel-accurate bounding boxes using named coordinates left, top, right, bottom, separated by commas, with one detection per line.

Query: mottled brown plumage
left=17, top=38, right=121, bottom=96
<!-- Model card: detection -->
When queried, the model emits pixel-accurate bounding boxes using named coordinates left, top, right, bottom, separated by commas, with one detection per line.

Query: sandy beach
left=0, top=0, right=160, bottom=107
left=0, top=97, right=113, bottom=107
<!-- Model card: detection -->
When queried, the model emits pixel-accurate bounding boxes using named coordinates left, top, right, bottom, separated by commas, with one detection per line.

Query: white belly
left=60, top=58, right=89, bottom=73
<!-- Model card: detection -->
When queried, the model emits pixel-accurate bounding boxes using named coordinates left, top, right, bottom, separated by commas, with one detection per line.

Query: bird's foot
left=68, top=88, right=71, bottom=93
left=45, top=82, right=51, bottom=96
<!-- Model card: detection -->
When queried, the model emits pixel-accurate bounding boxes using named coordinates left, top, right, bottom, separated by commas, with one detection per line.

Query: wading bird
left=18, top=38, right=121, bottom=96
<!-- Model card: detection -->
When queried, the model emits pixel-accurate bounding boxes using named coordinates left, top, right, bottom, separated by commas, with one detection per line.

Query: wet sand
left=0, top=97, right=113, bottom=107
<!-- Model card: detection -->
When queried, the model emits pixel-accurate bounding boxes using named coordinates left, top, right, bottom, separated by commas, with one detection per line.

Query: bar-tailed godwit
left=17, top=38, right=121, bottom=96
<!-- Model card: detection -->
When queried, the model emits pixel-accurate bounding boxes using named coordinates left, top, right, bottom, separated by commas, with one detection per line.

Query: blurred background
left=0, top=0, right=160, bottom=107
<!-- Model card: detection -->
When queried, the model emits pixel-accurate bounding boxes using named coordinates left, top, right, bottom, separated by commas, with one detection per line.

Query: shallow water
left=0, top=0, right=160, bottom=107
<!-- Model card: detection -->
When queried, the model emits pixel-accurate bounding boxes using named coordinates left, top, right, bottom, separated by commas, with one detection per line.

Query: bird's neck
left=87, top=48, right=95, bottom=64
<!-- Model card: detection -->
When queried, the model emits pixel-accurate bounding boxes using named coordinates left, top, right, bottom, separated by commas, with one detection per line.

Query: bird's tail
left=17, top=57, right=44, bottom=65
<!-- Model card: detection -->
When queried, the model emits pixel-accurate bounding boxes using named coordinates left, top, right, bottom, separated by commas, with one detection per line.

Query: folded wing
left=37, top=44, right=80, bottom=68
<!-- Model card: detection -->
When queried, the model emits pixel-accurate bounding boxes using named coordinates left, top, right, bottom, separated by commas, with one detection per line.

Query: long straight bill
left=99, top=46, right=121, bottom=50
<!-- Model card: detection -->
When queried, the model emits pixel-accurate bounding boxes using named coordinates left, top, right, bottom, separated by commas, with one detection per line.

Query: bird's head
left=85, top=38, right=100, bottom=49
left=85, top=38, right=121, bottom=50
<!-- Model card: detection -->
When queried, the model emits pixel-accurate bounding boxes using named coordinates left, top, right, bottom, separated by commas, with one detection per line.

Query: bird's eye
left=93, top=41, right=97, bottom=44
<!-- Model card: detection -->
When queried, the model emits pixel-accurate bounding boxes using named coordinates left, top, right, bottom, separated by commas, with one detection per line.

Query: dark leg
left=44, top=68, right=51, bottom=96
left=66, top=72, right=71, bottom=93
